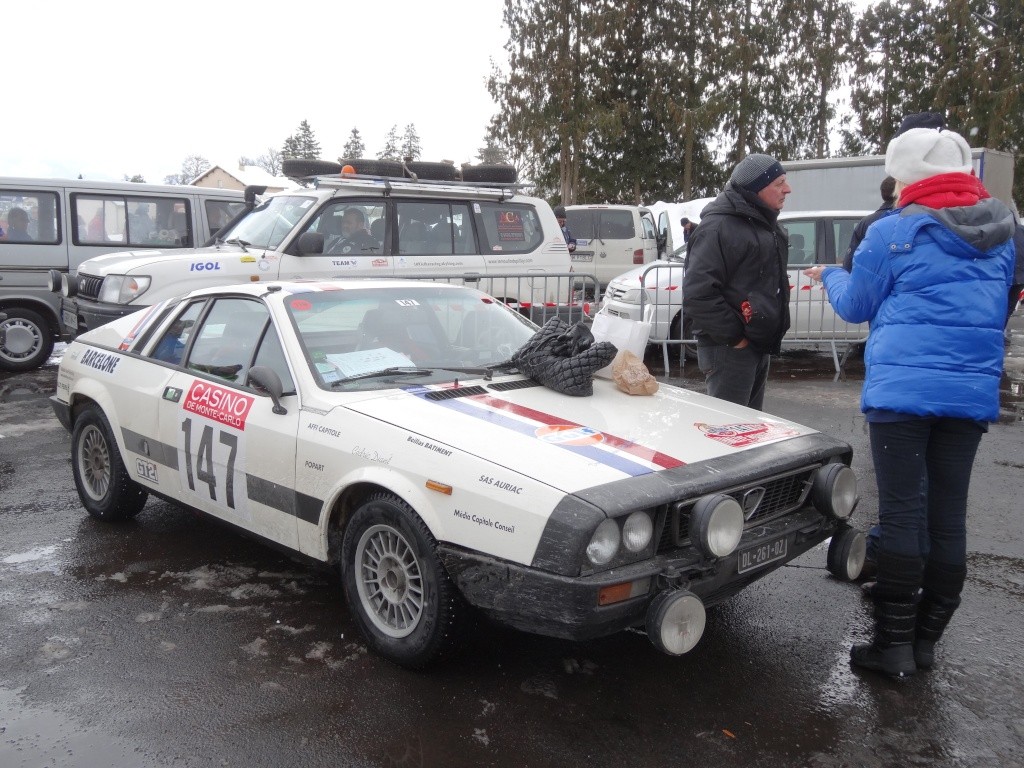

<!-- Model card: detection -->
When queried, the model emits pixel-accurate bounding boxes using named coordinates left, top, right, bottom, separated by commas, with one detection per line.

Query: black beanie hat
left=895, top=111, right=944, bottom=137
left=730, top=153, right=785, bottom=193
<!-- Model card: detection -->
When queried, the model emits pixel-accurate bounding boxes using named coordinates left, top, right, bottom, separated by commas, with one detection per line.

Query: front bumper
left=60, top=296, right=145, bottom=335
left=439, top=507, right=836, bottom=642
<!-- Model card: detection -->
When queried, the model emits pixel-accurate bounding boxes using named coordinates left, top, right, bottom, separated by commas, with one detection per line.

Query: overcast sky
left=5, top=1, right=880, bottom=186
left=3, top=0, right=508, bottom=183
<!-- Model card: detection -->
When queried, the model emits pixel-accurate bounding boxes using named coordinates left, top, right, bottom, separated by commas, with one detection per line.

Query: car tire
left=405, top=161, right=459, bottom=182
left=341, top=492, right=466, bottom=668
left=71, top=403, right=148, bottom=521
left=281, top=158, right=343, bottom=178
left=339, top=158, right=405, bottom=178
left=826, top=526, right=866, bottom=581
left=669, top=312, right=697, bottom=361
left=460, top=163, right=518, bottom=184
left=0, top=307, right=56, bottom=372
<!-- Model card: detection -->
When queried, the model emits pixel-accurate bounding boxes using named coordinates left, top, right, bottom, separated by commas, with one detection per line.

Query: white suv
left=600, top=209, right=873, bottom=347
left=57, top=159, right=573, bottom=335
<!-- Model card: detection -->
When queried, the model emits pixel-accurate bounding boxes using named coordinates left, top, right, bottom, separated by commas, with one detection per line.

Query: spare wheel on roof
left=339, top=158, right=405, bottom=178
left=405, top=161, right=460, bottom=181
left=282, top=158, right=343, bottom=178
left=461, top=163, right=518, bottom=184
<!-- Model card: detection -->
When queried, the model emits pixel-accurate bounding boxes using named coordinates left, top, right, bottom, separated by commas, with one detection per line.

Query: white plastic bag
left=590, top=309, right=652, bottom=378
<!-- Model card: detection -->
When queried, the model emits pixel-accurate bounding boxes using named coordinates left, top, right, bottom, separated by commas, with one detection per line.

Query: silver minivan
left=1, top=177, right=245, bottom=371
left=563, top=204, right=659, bottom=291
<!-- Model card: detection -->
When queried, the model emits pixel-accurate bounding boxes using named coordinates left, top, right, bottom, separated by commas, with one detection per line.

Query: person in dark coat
left=682, top=153, right=791, bottom=410
left=842, top=177, right=897, bottom=272
left=1007, top=223, right=1024, bottom=327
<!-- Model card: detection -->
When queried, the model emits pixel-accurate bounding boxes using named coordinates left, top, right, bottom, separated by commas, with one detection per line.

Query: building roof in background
left=191, top=164, right=294, bottom=192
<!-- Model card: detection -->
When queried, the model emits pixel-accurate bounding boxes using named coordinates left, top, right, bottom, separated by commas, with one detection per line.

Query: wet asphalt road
left=1, top=316, right=1022, bottom=768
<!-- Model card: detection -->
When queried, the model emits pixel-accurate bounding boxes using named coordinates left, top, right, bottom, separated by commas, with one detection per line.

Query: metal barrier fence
left=383, top=271, right=600, bottom=326
left=631, top=262, right=869, bottom=375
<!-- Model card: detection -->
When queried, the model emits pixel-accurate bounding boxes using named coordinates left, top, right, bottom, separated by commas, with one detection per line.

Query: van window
left=74, top=194, right=193, bottom=248
left=476, top=202, right=543, bottom=254
left=1, top=190, right=60, bottom=244
left=205, top=200, right=246, bottom=240
left=599, top=210, right=635, bottom=239
left=641, top=215, right=657, bottom=240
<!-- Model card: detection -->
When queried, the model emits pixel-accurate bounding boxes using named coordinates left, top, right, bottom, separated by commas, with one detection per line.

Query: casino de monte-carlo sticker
left=696, top=422, right=799, bottom=448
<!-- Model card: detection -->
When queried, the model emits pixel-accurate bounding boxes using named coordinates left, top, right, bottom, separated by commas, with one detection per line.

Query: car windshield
left=220, top=195, right=316, bottom=250
left=284, top=284, right=538, bottom=390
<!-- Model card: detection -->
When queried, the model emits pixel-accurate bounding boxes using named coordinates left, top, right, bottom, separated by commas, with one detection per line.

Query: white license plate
left=62, top=309, right=77, bottom=329
left=736, top=536, right=788, bottom=574
left=571, top=252, right=594, bottom=262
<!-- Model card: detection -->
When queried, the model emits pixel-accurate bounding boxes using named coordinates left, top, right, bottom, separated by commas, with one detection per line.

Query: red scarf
left=898, top=172, right=990, bottom=209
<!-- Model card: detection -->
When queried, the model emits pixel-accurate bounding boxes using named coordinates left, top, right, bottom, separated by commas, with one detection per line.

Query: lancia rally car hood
left=341, top=377, right=818, bottom=495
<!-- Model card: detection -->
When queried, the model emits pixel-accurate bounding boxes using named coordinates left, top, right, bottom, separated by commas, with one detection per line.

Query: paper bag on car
left=612, top=350, right=659, bottom=395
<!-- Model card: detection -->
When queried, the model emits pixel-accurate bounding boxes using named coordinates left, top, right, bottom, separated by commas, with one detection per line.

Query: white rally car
left=51, top=279, right=865, bottom=668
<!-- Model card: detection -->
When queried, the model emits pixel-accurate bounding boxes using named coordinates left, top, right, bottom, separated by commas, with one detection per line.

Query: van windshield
left=221, top=195, right=315, bottom=250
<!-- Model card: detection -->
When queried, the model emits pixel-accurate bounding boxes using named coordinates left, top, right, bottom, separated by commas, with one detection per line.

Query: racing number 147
left=181, top=417, right=238, bottom=508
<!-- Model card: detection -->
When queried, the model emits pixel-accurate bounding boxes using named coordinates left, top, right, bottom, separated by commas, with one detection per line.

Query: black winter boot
left=915, top=561, right=967, bottom=670
left=850, top=551, right=923, bottom=679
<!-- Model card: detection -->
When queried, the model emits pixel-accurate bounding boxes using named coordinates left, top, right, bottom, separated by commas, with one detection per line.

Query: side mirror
left=248, top=365, right=287, bottom=415
left=297, top=232, right=325, bottom=256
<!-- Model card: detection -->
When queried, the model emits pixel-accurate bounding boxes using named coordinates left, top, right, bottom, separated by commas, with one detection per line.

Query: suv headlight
left=98, top=275, right=151, bottom=304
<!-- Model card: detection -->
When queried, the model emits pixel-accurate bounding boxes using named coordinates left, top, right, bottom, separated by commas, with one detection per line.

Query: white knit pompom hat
left=885, top=128, right=972, bottom=185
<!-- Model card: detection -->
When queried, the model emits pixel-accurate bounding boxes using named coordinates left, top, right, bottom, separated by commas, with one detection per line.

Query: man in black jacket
left=842, top=176, right=896, bottom=272
left=682, top=154, right=791, bottom=410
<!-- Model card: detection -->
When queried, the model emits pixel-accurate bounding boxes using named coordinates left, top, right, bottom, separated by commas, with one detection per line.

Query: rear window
left=564, top=209, right=636, bottom=240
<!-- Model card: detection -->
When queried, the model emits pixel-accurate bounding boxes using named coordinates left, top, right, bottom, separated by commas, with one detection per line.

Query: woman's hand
left=803, top=265, right=828, bottom=283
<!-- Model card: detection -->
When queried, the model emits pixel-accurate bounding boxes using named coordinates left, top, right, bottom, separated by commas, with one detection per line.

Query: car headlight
left=811, top=463, right=858, bottom=520
left=689, top=494, right=744, bottom=558
left=98, top=275, right=152, bottom=304
left=617, top=288, right=648, bottom=305
left=586, top=519, right=621, bottom=566
left=622, top=511, right=653, bottom=553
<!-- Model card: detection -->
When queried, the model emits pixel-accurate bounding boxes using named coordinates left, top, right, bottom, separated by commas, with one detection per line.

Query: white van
left=562, top=204, right=659, bottom=291
left=1, top=177, right=245, bottom=371
left=57, top=160, right=573, bottom=339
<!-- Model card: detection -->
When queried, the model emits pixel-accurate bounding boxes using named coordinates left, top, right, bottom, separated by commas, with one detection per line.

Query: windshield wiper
left=331, top=366, right=433, bottom=385
left=224, top=237, right=250, bottom=252
left=483, top=359, right=521, bottom=381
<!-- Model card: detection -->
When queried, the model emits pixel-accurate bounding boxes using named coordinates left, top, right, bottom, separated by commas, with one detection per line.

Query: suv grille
left=656, top=465, right=817, bottom=554
left=78, top=275, right=104, bottom=301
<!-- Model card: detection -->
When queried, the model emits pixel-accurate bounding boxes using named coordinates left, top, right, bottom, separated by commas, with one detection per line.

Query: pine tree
left=400, top=124, right=422, bottom=160
left=477, top=135, right=510, bottom=165
left=282, top=120, right=321, bottom=159
left=842, top=0, right=940, bottom=154
left=342, top=128, right=366, bottom=159
left=378, top=125, right=401, bottom=160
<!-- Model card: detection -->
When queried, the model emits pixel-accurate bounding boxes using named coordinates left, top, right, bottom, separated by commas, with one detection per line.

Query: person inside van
left=3, top=207, right=33, bottom=242
left=554, top=206, right=576, bottom=252
left=340, top=207, right=378, bottom=251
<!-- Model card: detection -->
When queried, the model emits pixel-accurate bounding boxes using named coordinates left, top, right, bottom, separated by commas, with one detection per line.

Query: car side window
left=310, top=202, right=384, bottom=256
left=781, top=220, right=817, bottom=266
left=641, top=215, right=657, bottom=240
left=833, top=218, right=860, bottom=263
left=476, top=202, right=543, bottom=254
left=185, top=298, right=270, bottom=384
left=252, top=328, right=295, bottom=394
left=150, top=301, right=204, bottom=365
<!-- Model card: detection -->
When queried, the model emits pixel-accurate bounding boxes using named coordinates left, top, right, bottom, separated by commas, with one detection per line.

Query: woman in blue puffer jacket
left=804, top=127, right=1015, bottom=679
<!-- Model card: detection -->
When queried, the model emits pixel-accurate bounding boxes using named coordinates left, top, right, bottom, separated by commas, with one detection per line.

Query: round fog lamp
left=812, top=464, right=858, bottom=520
left=689, top=494, right=744, bottom=558
left=586, top=519, right=620, bottom=566
left=622, top=511, right=653, bottom=553
left=646, top=590, right=706, bottom=655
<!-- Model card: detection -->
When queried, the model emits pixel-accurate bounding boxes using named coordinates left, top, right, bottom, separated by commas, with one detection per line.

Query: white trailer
left=781, top=148, right=1017, bottom=214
